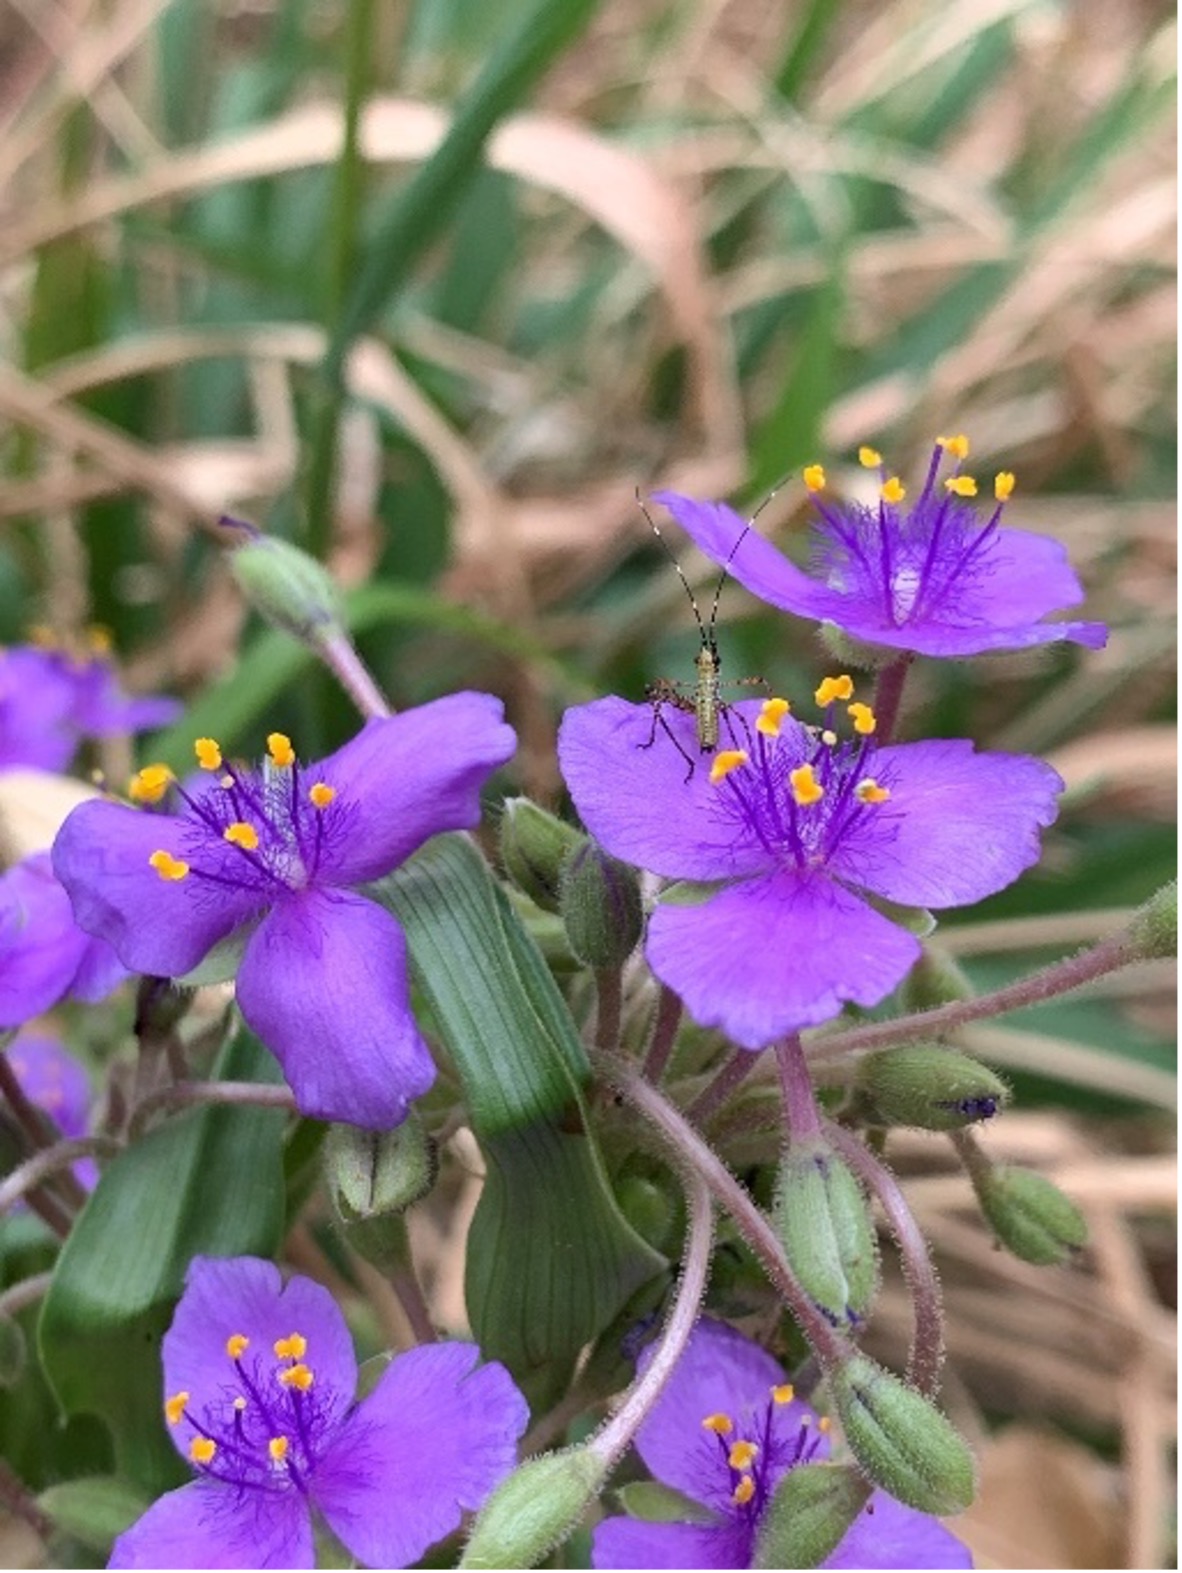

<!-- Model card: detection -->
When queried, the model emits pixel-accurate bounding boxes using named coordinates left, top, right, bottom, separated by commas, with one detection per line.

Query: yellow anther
left=938, top=433, right=970, bottom=460
left=855, top=778, right=891, bottom=805
left=847, top=702, right=877, bottom=736
left=802, top=464, right=826, bottom=493
left=815, top=675, right=854, bottom=707
left=756, top=697, right=791, bottom=737
left=733, top=1475, right=756, bottom=1506
left=129, top=764, right=173, bottom=804
left=87, top=625, right=114, bottom=656
left=702, top=1413, right=734, bottom=1435
left=729, top=1441, right=759, bottom=1471
left=194, top=738, right=223, bottom=772
left=994, top=470, right=1016, bottom=501
left=226, top=1334, right=249, bottom=1360
left=880, top=477, right=906, bottom=505
left=268, top=1436, right=289, bottom=1463
left=224, top=821, right=260, bottom=852
left=858, top=446, right=882, bottom=468
left=267, top=732, right=295, bottom=768
left=27, top=624, right=56, bottom=649
left=274, top=1333, right=307, bottom=1360
left=709, top=749, right=749, bottom=786
left=164, top=1391, right=189, bottom=1426
left=278, top=1363, right=314, bottom=1392
left=818, top=1415, right=832, bottom=1434
left=309, top=782, right=336, bottom=809
left=944, top=475, right=978, bottom=498
left=149, top=850, right=190, bottom=882
left=190, top=1437, right=217, bottom=1465
left=771, top=1383, right=795, bottom=1405
left=790, top=764, right=824, bottom=807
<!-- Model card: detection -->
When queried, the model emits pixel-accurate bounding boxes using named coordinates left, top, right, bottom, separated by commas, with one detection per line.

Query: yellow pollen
left=87, top=625, right=114, bottom=656
left=190, top=1437, right=217, bottom=1465
left=268, top=1436, right=289, bottom=1463
left=733, top=1475, right=756, bottom=1506
left=27, top=624, right=56, bottom=650
left=224, top=821, right=260, bottom=852
left=847, top=702, right=877, bottom=736
left=815, top=674, right=854, bottom=707
left=729, top=1441, right=759, bottom=1471
left=309, top=782, right=336, bottom=809
left=226, top=1334, right=249, bottom=1360
left=855, top=778, right=891, bottom=805
left=880, top=477, right=906, bottom=505
left=702, top=1412, right=734, bottom=1435
left=279, top=1362, right=314, bottom=1392
left=756, top=697, right=791, bottom=737
left=164, top=1391, right=189, bottom=1426
left=194, top=738, right=222, bottom=771
left=129, top=764, right=173, bottom=804
left=771, top=1383, right=795, bottom=1405
left=944, top=475, right=978, bottom=498
left=790, top=764, right=824, bottom=807
left=709, top=749, right=749, bottom=786
left=938, top=433, right=970, bottom=460
left=149, top=850, right=189, bottom=882
left=818, top=1415, right=832, bottom=1434
left=802, top=463, right=826, bottom=493
left=267, top=732, right=295, bottom=768
left=994, top=470, right=1016, bottom=501
left=274, top=1333, right=307, bottom=1360
left=858, top=446, right=882, bottom=468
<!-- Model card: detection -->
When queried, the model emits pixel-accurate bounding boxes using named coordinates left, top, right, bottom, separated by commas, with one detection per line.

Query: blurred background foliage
left=0, top=0, right=1174, bottom=1566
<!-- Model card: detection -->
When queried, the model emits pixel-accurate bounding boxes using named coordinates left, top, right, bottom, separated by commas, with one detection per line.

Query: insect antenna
left=636, top=487, right=709, bottom=650
left=704, top=471, right=795, bottom=637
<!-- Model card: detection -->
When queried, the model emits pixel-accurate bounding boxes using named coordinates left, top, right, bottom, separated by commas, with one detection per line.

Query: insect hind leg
left=640, top=684, right=700, bottom=783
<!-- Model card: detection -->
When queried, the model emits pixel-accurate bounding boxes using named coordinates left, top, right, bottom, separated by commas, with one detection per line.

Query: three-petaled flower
left=52, top=693, right=516, bottom=1127
left=558, top=686, right=1062, bottom=1048
left=652, top=437, right=1106, bottom=657
left=110, top=1255, right=529, bottom=1570
left=593, top=1318, right=971, bottom=1569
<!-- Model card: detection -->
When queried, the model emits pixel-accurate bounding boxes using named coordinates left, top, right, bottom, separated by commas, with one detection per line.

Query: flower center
left=699, top=1385, right=830, bottom=1521
left=165, top=1328, right=331, bottom=1497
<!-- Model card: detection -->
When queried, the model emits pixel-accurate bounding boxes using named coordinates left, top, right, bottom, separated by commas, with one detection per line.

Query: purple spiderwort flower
left=52, top=694, right=516, bottom=1128
left=6, top=1032, right=99, bottom=1190
left=0, top=853, right=127, bottom=1029
left=593, top=1318, right=971, bottom=1570
left=109, top=1254, right=529, bottom=1570
left=653, top=437, right=1106, bottom=657
left=558, top=688, right=1062, bottom=1048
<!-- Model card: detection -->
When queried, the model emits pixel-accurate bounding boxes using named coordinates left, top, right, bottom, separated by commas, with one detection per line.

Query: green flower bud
left=222, top=519, right=343, bottom=644
left=856, top=1044, right=1008, bottom=1131
left=899, top=943, right=975, bottom=1012
left=1129, top=880, right=1177, bottom=961
left=0, top=1311, right=25, bottom=1388
left=974, top=1164, right=1088, bottom=1266
left=324, top=1115, right=437, bottom=1273
left=773, top=1138, right=878, bottom=1331
left=461, top=1448, right=607, bottom=1568
left=830, top=1355, right=976, bottom=1516
left=499, top=798, right=586, bottom=914
left=614, top=1173, right=681, bottom=1254
left=560, top=841, right=643, bottom=969
left=817, top=621, right=895, bottom=671
left=753, top=1463, right=872, bottom=1569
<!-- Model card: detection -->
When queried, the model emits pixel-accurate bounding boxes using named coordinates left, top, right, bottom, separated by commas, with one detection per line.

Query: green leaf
left=38, top=1475, right=149, bottom=1556
left=37, top=1032, right=287, bottom=1493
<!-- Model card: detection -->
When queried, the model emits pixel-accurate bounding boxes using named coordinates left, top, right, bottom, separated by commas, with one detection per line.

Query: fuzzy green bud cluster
left=752, top=1462, right=871, bottom=1569
left=559, top=840, right=643, bottom=969
left=773, top=1137, right=878, bottom=1331
left=461, top=1448, right=607, bottom=1568
left=222, top=519, right=344, bottom=645
left=973, top=1164, right=1088, bottom=1265
left=898, top=943, right=976, bottom=1012
left=499, top=797, right=586, bottom=914
left=323, top=1115, right=437, bottom=1273
left=1128, top=880, right=1177, bottom=961
left=855, top=1044, right=1008, bottom=1131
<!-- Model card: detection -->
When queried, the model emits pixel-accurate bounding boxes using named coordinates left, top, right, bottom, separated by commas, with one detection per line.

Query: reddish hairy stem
left=128, top=1079, right=296, bottom=1139
left=871, top=655, right=913, bottom=743
left=684, top=1047, right=762, bottom=1127
left=641, top=985, right=683, bottom=1084
left=776, top=1034, right=822, bottom=1142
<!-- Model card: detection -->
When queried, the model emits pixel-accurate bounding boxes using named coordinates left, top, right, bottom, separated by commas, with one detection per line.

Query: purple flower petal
left=68, top=659, right=182, bottom=737
left=162, top=1257, right=357, bottom=1447
left=835, top=740, right=1063, bottom=910
left=68, top=929, right=130, bottom=1003
left=646, top=873, right=921, bottom=1049
left=52, top=799, right=261, bottom=978
left=0, top=854, right=93, bottom=1026
left=0, top=648, right=77, bottom=772
left=557, top=697, right=776, bottom=882
left=593, top=1514, right=753, bottom=1570
left=313, top=1341, right=528, bottom=1569
left=311, top=694, right=516, bottom=886
left=7, top=1033, right=91, bottom=1141
left=825, top=1492, right=972, bottom=1570
left=108, top=1479, right=313, bottom=1570
left=235, top=890, right=435, bottom=1128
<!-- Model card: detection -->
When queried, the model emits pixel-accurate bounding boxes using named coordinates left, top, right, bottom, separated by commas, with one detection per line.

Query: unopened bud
left=499, top=798, right=585, bottom=915
left=753, top=1463, right=871, bottom=1569
left=974, top=1164, right=1088, bottom=1266
left=222, top=518, right=343, bottom=645
left=817, top=621, right=894, bottom=671
left=1128, top=880, right=1176, bottom=960
left=461, top=1448, right=606, bottom=1568
left=899, top=944, right=975, bottom=1012
left=324, top=1116, right=437, bottom=1272
left=560, top=841, right=643, bottom=969
left=133, top=977, right=195, bottom=1040
left=830, top=1355, right=976, bottom=1516
left=773, top=1138, right=878, bottom=1331
left=856, top=1044, right=1008, bottom=1131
